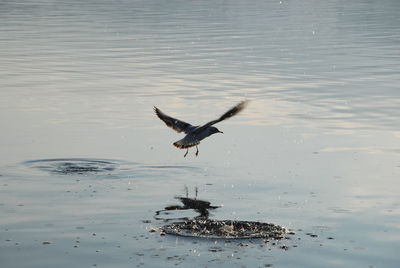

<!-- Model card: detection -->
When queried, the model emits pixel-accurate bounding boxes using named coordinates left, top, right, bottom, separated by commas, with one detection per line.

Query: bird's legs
left=195, top=146, right=199, bottom=157
left=184, top=148, right=189, bottom=157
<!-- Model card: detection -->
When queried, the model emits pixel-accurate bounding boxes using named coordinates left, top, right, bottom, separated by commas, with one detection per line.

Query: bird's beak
left=219, top=131, right=224, bottom=134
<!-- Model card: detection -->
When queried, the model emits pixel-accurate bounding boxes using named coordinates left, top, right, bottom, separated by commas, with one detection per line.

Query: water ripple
left=23, top=158, right=121, bottom=175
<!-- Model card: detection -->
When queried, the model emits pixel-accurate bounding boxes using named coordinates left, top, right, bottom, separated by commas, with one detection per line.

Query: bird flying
left=154, top=100, right=249, bottom=157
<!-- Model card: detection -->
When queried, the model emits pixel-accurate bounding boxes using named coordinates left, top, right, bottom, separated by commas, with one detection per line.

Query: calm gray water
left=1, top=0, right=399, bottom=267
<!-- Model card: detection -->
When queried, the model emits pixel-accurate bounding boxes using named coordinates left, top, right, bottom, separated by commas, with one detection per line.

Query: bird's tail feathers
left=173, top=139, right=199, bottom=149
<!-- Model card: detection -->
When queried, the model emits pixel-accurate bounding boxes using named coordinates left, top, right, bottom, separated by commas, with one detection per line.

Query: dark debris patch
left=208, top=246, right=224, bottom=252
left=280, top=245, right=289, bottom=250
left=161, top=219, right=287, bottom=240
left=306, top=233, right=318, bottom=238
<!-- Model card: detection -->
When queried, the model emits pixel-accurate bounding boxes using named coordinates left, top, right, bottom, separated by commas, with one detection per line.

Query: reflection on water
left=156, top=187, right=220, bottom=220
left=1, top=0, right=400, bottom=267
left=155, top=190, right=289, bottom=241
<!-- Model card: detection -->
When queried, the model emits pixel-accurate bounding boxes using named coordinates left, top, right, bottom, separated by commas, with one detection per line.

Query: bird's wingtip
left=236, top=99, right=250, bottom=112
left=241, top=99, right=250, bottom=106
left=153, top=106, right=161, bottom=118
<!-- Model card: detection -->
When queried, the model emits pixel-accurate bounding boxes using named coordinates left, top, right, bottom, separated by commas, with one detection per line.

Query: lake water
left=1, top=0, right=399, bottom=267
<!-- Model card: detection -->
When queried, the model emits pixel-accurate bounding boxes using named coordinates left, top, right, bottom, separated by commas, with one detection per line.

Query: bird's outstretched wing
left=196, top=100, right=249, bottom=132
left=154, top=106, right=193, bottom=133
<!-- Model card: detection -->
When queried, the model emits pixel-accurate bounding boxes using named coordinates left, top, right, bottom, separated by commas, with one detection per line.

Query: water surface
left=1, top=0, right=399, bottom=267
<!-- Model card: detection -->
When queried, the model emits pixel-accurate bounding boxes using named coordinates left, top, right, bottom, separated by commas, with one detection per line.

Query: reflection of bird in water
left=173, top=196, right=219, bottom=218
left=154, top=100, right=249, bottom=157
left=154, top=186, right=219, bottom=220
left=164, top=186, right=219, bottom=219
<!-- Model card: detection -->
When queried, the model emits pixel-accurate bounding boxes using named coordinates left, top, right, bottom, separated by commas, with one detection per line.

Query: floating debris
left=306, top=233, right=318, bottom=238
left=208, top=246, right=224, bottom=252
left=162, top=219, right=287, bottom=239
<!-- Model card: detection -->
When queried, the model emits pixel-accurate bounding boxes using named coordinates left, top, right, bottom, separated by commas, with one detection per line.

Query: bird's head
left=210, top=126, right=223, bottom=135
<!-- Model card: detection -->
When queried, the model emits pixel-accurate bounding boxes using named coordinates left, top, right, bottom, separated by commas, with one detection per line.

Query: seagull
left=154, top=100, right=249, bottom=157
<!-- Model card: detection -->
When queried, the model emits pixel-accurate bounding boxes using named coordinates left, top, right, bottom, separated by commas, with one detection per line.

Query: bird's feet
left=195, top=146, right=199, bottom=157
left=184, top=149, right=189, bottom=157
